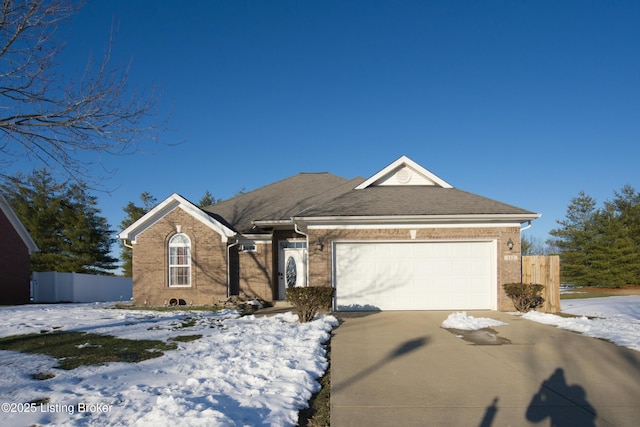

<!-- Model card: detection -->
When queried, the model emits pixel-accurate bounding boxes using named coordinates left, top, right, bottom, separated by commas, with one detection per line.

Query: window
left=169, top=233, right=191, bottom=287
left=279, top=241, right=307, bottom=249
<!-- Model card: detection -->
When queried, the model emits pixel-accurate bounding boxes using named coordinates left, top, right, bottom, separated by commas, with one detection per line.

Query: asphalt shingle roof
left=202, top=173, right=365, bottom=233
left=295, top=186, right=538, bottom=217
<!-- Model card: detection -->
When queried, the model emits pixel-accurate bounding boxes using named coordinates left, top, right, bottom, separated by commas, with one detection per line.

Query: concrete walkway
left=330, top=311, right=640, bottom=427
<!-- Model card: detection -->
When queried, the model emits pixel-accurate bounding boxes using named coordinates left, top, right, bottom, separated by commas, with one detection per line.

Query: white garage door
left=334, top=241, right=495, bottom=311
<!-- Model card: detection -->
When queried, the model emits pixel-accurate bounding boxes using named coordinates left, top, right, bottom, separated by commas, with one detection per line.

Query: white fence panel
left=32, top=272, right=132, bottom=303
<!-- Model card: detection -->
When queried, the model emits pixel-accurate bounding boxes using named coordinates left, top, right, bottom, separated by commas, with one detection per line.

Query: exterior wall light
left=316, top=241, right=324, bottom=251
left=507, top=238, right=514, bottom=251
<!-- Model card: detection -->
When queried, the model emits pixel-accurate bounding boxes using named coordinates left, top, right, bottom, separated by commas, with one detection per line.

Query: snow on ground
left=523, top=295, right=640, bottom=352
left=441, top=311, right=508, bottom=330
left=441, top=296, right=640, bottom=353
left=0, top=304, right=337, bottom=427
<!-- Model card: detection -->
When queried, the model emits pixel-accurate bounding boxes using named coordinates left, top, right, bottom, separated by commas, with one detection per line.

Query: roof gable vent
left=355, top=155, right=453, bottom=189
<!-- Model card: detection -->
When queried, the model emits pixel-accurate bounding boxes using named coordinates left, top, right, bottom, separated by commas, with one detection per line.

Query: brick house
left=0, top=194, right=39, bottom=304
left=119, top=156, right=539, bottom=311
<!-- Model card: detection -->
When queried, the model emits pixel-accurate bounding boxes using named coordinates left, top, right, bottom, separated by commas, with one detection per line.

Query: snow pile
left=523, top=295, right=640, bottom=352
left=0, top=304, right=337, bottom=427
left=441, top=311, right=508, bottom=330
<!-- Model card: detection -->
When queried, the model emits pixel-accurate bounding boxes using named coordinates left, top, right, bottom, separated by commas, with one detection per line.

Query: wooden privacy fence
left=522, top=255, right=561, bottom=313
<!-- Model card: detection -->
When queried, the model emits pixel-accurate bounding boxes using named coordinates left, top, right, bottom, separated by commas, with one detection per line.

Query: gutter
left=294, top=222, right=310, bottom=288
left=292, top=213, right=541, bottom=224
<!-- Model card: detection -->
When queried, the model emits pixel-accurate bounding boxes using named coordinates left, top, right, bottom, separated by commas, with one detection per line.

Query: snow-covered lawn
left=442, top=296, right=640, bottom=353
left=0, top=304, right=337, bottom=427
left=2, top=296, right=637, bottom=426
left=524, top=295, right=640, bottom=352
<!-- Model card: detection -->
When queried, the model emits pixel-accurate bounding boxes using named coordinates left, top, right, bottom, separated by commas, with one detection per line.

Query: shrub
left=503, top=283, right=545, bottom=312
left=286, top=287, right=334, bottom=323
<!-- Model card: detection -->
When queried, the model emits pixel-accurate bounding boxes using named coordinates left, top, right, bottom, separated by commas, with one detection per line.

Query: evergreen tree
left=549, top=186, right=640, bottom=287
left=601, top=185, right=640, bottom=285
left=119, top=192, right=157, bottom=277
left=198, top=190, right=218, bottom=207
left=63, top=183, right=119, bottom=273
left=1, top=169, right=118, bottom=273
left=548, top=191, right=599, bottom=286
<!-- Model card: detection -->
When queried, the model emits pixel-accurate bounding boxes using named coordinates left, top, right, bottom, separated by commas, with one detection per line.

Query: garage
left=334, top=241, right=496, bottom=311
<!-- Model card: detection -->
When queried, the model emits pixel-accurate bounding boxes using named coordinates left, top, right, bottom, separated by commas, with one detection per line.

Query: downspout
left=226, top=238, right=240, bottom=298
left=294, top=222, right=310, bottom=287
left=520, top=220, right=533, bottom=232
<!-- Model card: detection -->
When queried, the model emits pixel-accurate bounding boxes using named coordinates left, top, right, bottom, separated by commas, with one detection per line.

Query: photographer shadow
left=526, top=368, right=596, bottom=427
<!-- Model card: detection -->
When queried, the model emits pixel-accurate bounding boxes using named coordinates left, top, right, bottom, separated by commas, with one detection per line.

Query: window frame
left=168, top=233, right=192, bottom=287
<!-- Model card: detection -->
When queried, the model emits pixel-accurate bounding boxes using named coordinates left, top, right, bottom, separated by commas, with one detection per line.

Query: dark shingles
left=295, top=186, right=538, bottom=217
left=201, top=173, right=365, bottom=232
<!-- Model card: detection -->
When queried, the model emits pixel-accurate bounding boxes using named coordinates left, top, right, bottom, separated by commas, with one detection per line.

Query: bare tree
left=0, top=0, right=161, bottom=182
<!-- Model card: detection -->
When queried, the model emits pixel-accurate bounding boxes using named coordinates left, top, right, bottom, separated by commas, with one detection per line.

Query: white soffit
left=355, top=155, right=453, bottom=189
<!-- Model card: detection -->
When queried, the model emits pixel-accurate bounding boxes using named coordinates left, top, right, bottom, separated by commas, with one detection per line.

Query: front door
left=278, top=245, right=307, bottom=299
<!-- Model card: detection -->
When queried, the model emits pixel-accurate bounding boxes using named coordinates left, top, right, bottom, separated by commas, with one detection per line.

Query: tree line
left=547, top=185, right=640, bottom=288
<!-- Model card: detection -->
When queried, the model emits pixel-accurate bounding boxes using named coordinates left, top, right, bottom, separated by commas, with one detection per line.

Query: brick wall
left=307, top=226, right=521, bottom=311
left=0, top=211, right=31, bottom=304
left=237, top=243, right=274, bottom=301
left=132, top=207, right=228, bottom=306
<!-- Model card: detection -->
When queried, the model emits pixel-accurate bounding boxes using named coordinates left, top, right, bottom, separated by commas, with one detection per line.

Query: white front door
left=278, top=246, right=307, bottom=299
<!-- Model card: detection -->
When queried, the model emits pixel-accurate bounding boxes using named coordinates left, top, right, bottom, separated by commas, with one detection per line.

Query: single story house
left=0, top=193, right=39, bottom=304
left=119, top=156, right=540, bottom=311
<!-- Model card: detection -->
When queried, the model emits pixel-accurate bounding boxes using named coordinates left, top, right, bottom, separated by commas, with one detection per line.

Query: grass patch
left=298, top=339, right=331, bottom=427
left=170, top=334, right=202, bottom=343
left=561, top=285, right=640, bottom=300
left=31, top=372, right=56, bottom=380
left=0, top=331, right=177, bottom=370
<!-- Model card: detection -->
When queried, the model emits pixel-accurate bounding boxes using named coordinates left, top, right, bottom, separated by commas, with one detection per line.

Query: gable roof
left=355, top=155, right=453, bottom=189
left=202, top=173, right=365, bottom=233
left=0, top=193, right=39, bottom=254
left=294, top=155, right=540, bottom=224
left=118, top=193, right=236, bottom=243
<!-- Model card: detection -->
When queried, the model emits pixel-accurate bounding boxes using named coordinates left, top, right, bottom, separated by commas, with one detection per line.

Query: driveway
left=330, top=311, right=640, bottom=427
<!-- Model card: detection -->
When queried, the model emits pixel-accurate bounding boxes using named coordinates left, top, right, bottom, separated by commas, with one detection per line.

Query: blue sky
left=8, top=0, right=640, bottom=249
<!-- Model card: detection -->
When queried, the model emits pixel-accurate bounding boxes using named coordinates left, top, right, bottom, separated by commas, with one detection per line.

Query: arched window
left=169, top=233, right=191, bottom=287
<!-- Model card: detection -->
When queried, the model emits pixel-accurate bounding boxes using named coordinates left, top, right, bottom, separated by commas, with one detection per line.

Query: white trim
left=308, top=222, right=524, bottom=230
left=118, top=193, right=235, bottom=243
left=238, top=233, right=273, bottom=242
left=355, top=155, right=453, bottom=189
left=168, top=233, right=191, bottom=287
left=296, top=213, right=540, bottom=226
left=0, top=193, right=39, bottom=254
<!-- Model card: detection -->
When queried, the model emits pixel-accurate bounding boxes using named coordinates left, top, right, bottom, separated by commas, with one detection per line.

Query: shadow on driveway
left=332, top=335, right=430, bottom=394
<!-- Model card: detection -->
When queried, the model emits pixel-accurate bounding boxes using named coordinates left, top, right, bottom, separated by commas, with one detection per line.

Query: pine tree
left=1, top=169, right=118, bottom=273
left=548, top=191, right=599, bottom=286
left=119, top=192, right=157, bottom=277
left=198, top=190, right=218, bottom=207
left=602, top=185, right=640, bottom=285
left=549, top=186, right=640, bottom=287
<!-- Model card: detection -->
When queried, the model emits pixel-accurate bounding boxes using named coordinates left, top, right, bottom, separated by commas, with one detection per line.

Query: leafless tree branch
left=0, top=0, right=163, bottom=184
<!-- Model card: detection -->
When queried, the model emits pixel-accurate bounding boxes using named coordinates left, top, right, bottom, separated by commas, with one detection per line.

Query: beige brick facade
left=131, top=207, right=277, bottom=306
left=306, top=226, right=521, bottom=311
left=132, top=208, right=229, bottom=306
left=132, top=212, right=522, bottom=310
left=236, top=243, right=274, bottom=301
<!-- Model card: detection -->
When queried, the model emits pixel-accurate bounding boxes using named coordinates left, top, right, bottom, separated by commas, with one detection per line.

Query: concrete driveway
left=330, top=311, right=640, bottom=427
